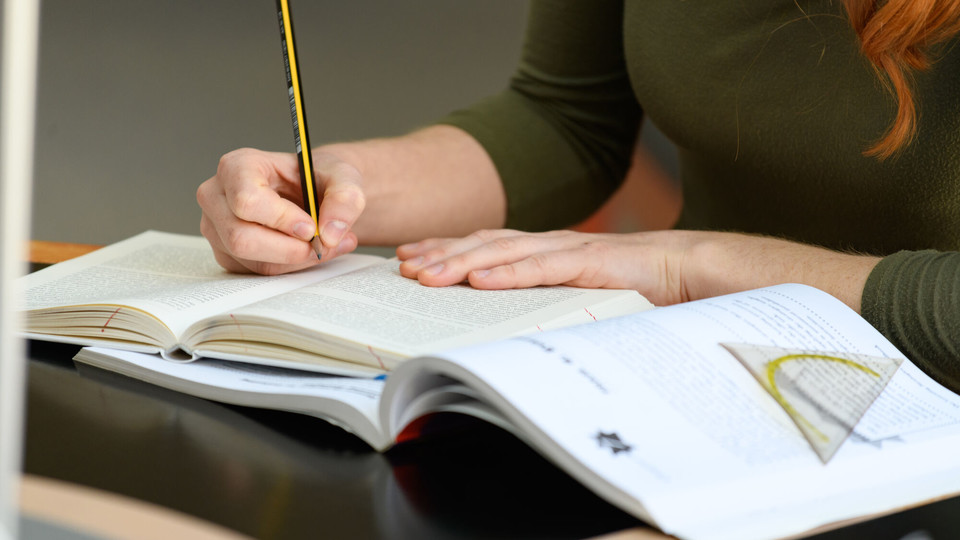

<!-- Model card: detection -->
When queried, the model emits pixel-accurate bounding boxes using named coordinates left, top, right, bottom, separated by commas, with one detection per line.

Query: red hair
left=844, top=0, right=960, bottom=158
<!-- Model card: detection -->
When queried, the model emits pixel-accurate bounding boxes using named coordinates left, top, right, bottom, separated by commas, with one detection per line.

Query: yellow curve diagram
left=765, top=354, right=881, bottom=443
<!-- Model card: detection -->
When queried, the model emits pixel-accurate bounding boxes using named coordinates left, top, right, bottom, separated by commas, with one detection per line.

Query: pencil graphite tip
left=310, top=236, right=323, bottom=261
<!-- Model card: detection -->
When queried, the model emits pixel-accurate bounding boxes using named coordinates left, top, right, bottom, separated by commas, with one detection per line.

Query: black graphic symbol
left=595, top=431, right=632, bottom=456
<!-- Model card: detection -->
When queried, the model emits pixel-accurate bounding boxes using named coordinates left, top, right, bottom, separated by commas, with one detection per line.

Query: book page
left=20, top=231, right=384, bottom=348
left=389, top=284, right=960, bottom=540
left=185, top=261, right=652, bottom=369
left=73, top=347, right=389, bottom=450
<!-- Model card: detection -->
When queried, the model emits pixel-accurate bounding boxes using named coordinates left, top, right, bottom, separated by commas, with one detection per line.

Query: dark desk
left=22, top=242, right=960, bottom=540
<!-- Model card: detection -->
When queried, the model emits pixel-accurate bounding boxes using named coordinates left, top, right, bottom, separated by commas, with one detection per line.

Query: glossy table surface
left=22, top=242, right=960, bottom=540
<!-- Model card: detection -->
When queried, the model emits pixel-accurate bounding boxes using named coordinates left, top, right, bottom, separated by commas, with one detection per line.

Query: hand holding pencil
left=197, top=147, right=360, bottom=275
left=196, top=2, right=506, bottom=277
left=195, top=0, right=364, bottom=275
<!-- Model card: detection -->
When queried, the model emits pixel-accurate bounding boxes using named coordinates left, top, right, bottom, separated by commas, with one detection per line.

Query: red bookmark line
left=368, top=345, right=386, bottom=370
left=229, top=314, right=243, bottom=338
left=101, top=308, right=121, bottom=332
left=229, top=314, right=249, bottom=352
left=584, top=308, right=597, bottom=321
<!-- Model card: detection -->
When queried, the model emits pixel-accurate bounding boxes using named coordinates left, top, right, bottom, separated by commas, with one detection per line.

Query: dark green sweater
left=440, top=0, right=960, bottom=391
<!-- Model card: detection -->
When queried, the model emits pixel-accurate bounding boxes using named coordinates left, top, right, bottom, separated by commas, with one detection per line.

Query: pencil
left=276, top=0, right=322, bottom=260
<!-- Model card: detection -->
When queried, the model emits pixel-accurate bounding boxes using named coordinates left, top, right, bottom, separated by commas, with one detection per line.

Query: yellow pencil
left=277, top=0, right=322, bottom=260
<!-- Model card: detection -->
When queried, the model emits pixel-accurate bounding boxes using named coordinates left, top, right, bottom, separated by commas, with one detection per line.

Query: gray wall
left=32, top=1, right=529, bottom=245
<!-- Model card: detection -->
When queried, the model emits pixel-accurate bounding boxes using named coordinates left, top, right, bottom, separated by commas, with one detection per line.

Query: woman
left=197, top=1, right=960, bottom=391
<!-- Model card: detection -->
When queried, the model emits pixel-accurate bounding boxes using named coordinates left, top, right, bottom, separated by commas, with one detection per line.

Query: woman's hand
left=197, top=126, right=507, bottom=275
left=397, top=229, right=881, bottom=311
left=197, top=147, right=363, bottom=275
left=398, top=229, right=695, bottom=305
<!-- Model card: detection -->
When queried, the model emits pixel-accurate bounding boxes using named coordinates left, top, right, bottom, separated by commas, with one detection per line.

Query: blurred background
left=30, top=0, right=679, bottom=247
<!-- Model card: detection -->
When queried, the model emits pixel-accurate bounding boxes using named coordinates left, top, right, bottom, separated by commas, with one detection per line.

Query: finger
left=220, top=162, right=319, bottom=244
left=396, top=238, right=459, bottom=277
left=329, top=232, right=359, bottom=260
left=199, top=179, right=319, bottom=270
left=201, top=212, right=320, bottom=275
left=410, top=230, right=580, bottom=287
left=395, top=237, right=456, bottom=260
left=204, top=150, right=323, bottom=263
left=397, top=229, right=523, bottom=278
left=467, top=248, right=606, bottom=290
left=200, top=214, right=253, bottom=274
left=312, top=154, right=366, bottom=256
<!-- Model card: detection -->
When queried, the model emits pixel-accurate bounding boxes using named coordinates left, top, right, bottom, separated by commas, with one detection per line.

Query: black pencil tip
left=309, top=236, right=323, bottom=261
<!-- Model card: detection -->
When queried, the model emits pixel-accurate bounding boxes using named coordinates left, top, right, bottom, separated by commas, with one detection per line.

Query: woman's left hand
left=396, top=228, right=881, bottom=311
left=398, top=229, right=701, bottom=306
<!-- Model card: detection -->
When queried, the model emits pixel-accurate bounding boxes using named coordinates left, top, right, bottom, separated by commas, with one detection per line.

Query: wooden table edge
left=29, top=240, right=101, bottom=265
left=19, top=474, right=253, bottom=540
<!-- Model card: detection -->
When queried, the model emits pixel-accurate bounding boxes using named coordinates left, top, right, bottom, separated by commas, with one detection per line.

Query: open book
left=73, top=283, right=960, bottom=540
left=20, top=231, right=652, bottom=376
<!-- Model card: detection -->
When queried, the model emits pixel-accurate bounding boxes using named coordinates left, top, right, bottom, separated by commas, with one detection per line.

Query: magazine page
left=385, top=284, right=960, bottom=540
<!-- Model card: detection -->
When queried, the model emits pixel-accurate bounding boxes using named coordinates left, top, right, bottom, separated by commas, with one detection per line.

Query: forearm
left=684, top=232, right=881, bottom=313
left=316, top=125, right=506, bottom=246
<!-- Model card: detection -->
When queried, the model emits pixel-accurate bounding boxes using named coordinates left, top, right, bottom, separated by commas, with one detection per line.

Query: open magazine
left=73, top=283, right=960, bottom=540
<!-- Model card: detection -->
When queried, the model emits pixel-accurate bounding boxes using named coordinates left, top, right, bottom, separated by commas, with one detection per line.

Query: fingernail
left=321, top=220, right=347, bottom=246
left=406, top=256, right=424, bottom=268
left=424, top=263, right=444, bottom=276
left=293, top=222, right=316, bottom=241
left=472, top=269, right=491, bottom=278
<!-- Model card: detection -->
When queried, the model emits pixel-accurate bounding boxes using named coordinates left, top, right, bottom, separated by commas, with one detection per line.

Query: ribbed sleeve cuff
left=862, top=250, right=960, bottom=393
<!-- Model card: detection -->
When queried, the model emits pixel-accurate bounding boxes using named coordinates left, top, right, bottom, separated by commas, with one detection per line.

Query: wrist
left=684, top=232, right=880, bottom=313
left=311, top=126, right=505, bottom=245
left=313, top=141, right=370, bottom=178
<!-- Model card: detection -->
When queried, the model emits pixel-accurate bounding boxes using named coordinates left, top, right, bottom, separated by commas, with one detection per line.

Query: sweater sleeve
left=436, top=0, right=642, bottom=231
left=861, top=250, right=960, bottom=393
